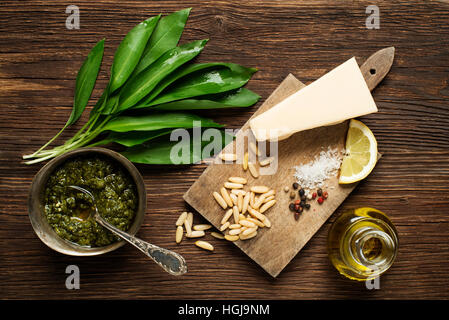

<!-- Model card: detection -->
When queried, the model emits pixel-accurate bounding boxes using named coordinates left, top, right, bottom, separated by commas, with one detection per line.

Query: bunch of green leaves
left=23, top=8, right=259, bottom=165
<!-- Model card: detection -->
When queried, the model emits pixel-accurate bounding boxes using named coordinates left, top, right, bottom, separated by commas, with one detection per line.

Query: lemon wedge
left=339, top=119, right=378, bottom=184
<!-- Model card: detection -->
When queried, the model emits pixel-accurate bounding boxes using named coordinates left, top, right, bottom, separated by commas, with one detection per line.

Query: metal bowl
left=28, top=147, right=147, bottom=256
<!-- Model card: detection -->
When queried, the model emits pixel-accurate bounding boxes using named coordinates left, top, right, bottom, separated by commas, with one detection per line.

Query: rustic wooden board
left=184, top=75, right=346, bottom=277
left=2, top=0, right=449, bottom=300
left=184, top=49, right=393, bottom=277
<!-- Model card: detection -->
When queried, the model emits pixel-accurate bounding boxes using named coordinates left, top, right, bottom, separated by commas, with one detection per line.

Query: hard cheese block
left=249, top=57, right=378, bottom=141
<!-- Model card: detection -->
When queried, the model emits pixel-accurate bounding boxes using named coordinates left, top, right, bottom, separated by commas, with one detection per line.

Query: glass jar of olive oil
left=327, top=207, right=399, bottom=281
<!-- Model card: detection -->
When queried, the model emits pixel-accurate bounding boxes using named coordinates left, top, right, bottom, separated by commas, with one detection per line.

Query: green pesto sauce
left=44, top=156, right=138, bottom=247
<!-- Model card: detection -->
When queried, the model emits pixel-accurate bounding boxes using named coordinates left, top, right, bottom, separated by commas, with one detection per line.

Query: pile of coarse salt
left=293, top=146, right=343, bottom=191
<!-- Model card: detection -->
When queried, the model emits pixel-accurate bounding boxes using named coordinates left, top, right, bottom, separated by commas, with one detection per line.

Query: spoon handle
left=95, top=216, right=187, bottom=276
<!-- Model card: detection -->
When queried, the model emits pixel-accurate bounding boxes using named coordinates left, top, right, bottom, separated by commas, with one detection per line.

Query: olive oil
left=327, top=208, right=398, bottom=281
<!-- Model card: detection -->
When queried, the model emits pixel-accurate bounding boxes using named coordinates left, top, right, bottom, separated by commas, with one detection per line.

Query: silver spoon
left=68, top=185, right=187, bottom=276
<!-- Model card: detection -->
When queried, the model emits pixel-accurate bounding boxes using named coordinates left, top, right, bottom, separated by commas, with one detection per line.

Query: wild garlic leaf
left=101, top=112, right=222, bottom=132
left=101, top=129, right=174, bottom=147
left=114, top=39, right=208, bottom=113
left=132, top=8, right=191, bottom=76
left=109, top=15, right=161, bottom=93
left=132, top=63, right=250, bottom=109
left=145, top=64, right=257, bottom=106
left=149, top=88, right=260, bottom=110
left=122, top=130, right=233, bottom=164
left=68, top=39, right=104, bottom=126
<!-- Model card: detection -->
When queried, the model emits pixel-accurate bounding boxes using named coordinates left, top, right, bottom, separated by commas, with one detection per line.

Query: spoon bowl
left=68, top=185, right=187, bottom=276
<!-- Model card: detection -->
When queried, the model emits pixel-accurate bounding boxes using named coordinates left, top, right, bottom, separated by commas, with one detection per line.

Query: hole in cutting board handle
left=370, top=68, right=376, bottom=75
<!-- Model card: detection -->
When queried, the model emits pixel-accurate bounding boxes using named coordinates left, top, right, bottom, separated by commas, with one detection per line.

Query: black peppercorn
left=289, top=203, right=295, bottom=212
left=305, top=203, right=311, bottom=210
left=294, top=212, right=300, bottom=220
left=292, top=182, right=299, bottom=190
left=300, top=195, right=306, bottom=201
left=299, top=188, right=305, bottom=197
left=317, top=188, right=323, bottom=197
left=300, top=200, right=306, bottom=207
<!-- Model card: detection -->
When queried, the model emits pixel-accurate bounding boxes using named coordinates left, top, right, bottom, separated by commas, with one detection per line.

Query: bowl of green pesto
left=28, top=147, right=146, bottom=256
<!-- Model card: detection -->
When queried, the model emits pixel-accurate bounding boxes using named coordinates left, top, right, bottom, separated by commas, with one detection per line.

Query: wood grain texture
left=1, top=0, right=449, bottom=299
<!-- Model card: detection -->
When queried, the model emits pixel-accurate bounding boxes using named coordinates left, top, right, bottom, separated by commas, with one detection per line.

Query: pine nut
left=242, top=227, right=258, bottom=236
left=263, top=216, right=272, bottom=228
left=229, top=228, right=242, bottom=235
left=262, top=189, right=276, bottom=198
left=231, top=189, right=246, bottom=196
left=176, top=212, right=187, bottom=226
left=247, top=206, right=266, bottom=221
left=242, top=192, right=250, bottom=214
left=175, top=226, right=183, bottom=244
left=229, top=224, right=241, bottom=229
left=263, top=195, right=275, bottom=203
left=259, top=199, right=276, bottom=214
left=213, top=191, right=227, bottom=209
left=187, top=212, right=193, bottom=228
left=221, top=209, right=233, bottom=225
left=230, top=193, right=238, bottom=206
left=225, top=234, right=239, bottom=241
left=239, top=214, right=246, bottom=221
left=237, top=192, right=243, bottom=212
left=259, top=157, right=274, bottom=166
left=220, top=221, right=230, bottom=231
left=248, top=163, right=259, bottom=178
left=239, top=220, right=256, bottom=228
left=251, top=186, right=270, bottom=193
left=252, top=194, right=266, bottom=210
left=219, top=153, right=237, bottom=161
left=247, top=217, right=265, bottom=228
left=220, top=187, right=234, bottom=207
left=240, top=230, right=257, bottom=240
left=229, top=177, right=247, bottom=184
left=250, top=192, right=255, bottom=207
left=224, top=182, right=244, bottom=189
left=193, top=224, right=212, bottom=231
left=249, top=142, right=261, bottom=156
left=195, top=240, right=214, bottom=251
left=243, top=152, right=249, bottom=171
left=184, top=219, right=192, bottom=236
left=211, top=232, right=225, bottom=239
left=186, top=230, right=205, bottom=238
left=233, top=206, right=240, bottom=224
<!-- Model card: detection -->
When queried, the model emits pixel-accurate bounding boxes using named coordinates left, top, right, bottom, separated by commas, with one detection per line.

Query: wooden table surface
left=1, top=0, right=449, bottom=300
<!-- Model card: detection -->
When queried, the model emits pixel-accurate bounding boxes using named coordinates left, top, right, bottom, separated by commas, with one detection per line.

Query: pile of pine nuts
left=175, top=179, right=276, bottom=251
left=213, top=177, right=275, bottom=241
left=176, top=142, right=276, bottom=251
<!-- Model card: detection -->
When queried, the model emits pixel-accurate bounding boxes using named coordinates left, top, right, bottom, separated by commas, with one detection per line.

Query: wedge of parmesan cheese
left=249, top=57, right=377, bottom=141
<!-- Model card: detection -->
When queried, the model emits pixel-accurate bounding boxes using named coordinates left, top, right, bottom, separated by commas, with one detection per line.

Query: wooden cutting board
left=184, top=47, right=395, bottom=277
